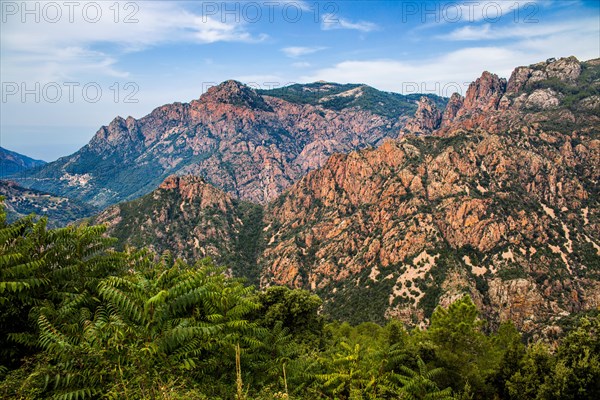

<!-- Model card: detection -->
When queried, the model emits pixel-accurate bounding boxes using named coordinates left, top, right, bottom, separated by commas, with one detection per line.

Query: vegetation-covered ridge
left=257, top=82, right=447, bottom=119
left=1, top=203, right=599, bottom=400
left=0, top=147, right=46, bottom=178
left=90, top=175, right=264, bottom=284
left=0, top=180, right=97, bottom=227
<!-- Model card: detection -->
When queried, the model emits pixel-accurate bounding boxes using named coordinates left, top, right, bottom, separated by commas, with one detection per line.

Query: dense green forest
left=1, top=202, right=598, bottom=399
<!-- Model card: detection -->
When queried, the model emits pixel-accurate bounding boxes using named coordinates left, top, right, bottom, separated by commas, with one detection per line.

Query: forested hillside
left=1, top=202, right=598, bottom=399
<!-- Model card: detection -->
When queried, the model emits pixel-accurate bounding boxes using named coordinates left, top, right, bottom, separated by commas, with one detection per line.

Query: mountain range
left=5, top=56, right=600, bottom=334
left=12, top=82, right=444, bottom=207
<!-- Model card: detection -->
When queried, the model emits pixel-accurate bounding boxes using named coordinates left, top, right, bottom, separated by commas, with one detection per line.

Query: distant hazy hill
left=0, top=147, right=45, bottom=177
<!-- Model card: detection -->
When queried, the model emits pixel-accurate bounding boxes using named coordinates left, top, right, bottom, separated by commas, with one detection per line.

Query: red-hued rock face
left=507, top=56, right=582, bottom=95
left=435, top=56, right=598, bottom=136
left=440, top=93, right=464, bottom=127
left=20, top=56, right=600, bottom=335
left=260, top=56, right=600, bottom=331
left=404, top=96, right=443, bottom=134
left=157, top=175, right=234, bottom=211
left=201, top=80, right=272, bottom=110
left=44, top=80, right=412, bottom=207
left=458, top=71, right=507, bottom=117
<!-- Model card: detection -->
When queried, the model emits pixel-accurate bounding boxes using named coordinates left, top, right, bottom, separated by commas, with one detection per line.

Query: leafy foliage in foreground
left=1, top=204, right=599, bottom=399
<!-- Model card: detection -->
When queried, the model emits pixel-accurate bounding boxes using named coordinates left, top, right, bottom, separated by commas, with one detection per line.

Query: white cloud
left=321, top=14, right=378, bottom=32
left=433, top=0, right=542, bottom=23
left=301, top=19, right=599, bottom=96
left=444, top=24, right=494, bottom=40
left=0, top=2, right=267, bottom=82
left=281, top=46, right=326, bottom=58
left=302, top=7, right=598, bottom=96
left=300, top=48, right=518, bottom=96
left=443, top=17, right=598, bottom=41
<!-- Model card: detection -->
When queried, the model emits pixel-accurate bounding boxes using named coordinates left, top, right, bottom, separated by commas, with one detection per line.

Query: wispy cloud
left=301, top=47, right=518, bottom=95
left=321, top=14, right=378, bottom=32
left=302, top=16, right=598, bottom=96
left=0, top=2, right=268, bottom=82
left=444, top=24, right=495, bottom=41
left=441, top=17, right=598, bottom=41
left=281, top=46, right=326, bottom=58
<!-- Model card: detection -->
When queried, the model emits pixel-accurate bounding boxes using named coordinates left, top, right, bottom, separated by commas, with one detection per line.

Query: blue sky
left=1, top=0, right=599, bottom=161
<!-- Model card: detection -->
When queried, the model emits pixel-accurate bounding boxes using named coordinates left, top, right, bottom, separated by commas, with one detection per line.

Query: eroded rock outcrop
left=404, top=96, right=443, bottom=134
left=82, top=56, right=600, bottom=334
left=260, top=57, right=600, bottom=330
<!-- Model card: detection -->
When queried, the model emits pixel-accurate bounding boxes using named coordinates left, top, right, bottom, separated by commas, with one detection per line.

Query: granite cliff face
left=403, top=96, right=443, bottom=134
left=260, top=57, right=600, bottom=331
left=439, top=56, right=599, bottom=134
left=16, top=82, right=437, bottom=208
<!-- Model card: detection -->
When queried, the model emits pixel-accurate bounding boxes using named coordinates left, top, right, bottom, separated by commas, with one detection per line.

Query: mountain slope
left=15, top=81, right=443, bottom=208
left=0, top=147, right=46, bottom=177
left=91, top=175, right=263, bottom=283
left=257, top=82, right=446, bottom=119
left=0, top=180, right=96, bottom=227
left=260, top=57, right=600, bottom=330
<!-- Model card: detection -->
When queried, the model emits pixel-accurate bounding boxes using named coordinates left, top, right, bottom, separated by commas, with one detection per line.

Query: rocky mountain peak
left=404, top=96, right=443, bottom=134
left=89, top=115, right=141, bottom=150
left=157, top=175, right=235, bottom=209
left=546, top=56, right=581, bottom=81
left=432, top=56, right=600, bottom=139
left=108, top=115, right=126, bottom=130
left=201, top=80, right=272, bottom=111
left=506, top=56, right=582, bottom=94
left=460, top=71, right=507, bottom=115
left=440, top=93, right=464, bottom=127
left=159, top=174, right=206, bottom=190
